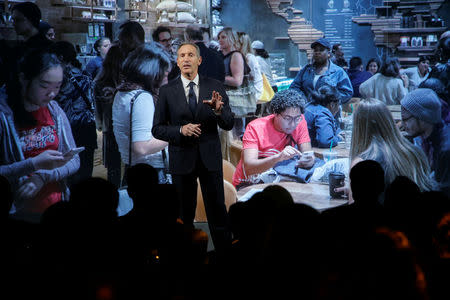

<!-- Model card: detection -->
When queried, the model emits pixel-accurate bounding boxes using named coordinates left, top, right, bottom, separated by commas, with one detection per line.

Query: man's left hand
left=203, top=91, right=224, bottom=112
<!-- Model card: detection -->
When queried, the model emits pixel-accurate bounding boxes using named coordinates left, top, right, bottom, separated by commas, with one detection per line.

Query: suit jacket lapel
left=174, top=78, right=191, bottom=115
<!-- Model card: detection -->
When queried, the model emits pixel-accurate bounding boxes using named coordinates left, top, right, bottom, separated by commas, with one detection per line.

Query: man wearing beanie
left=401, top=88, right=450, bottom=197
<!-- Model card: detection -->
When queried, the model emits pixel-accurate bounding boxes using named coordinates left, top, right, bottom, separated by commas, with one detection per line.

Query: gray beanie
left=400, top=88, right=442, bottom=124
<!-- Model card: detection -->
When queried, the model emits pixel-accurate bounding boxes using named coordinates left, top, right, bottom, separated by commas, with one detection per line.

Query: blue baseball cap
left=311, top=38, right=331, bottom=50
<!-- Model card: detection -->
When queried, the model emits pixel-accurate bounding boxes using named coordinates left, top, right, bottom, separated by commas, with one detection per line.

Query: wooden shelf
left=62, top=16, right=115, bottom=23
left=383, top=27, right=447, bottom=33
left=397, top=46, right=436, bottom=51
left=51, top=4, right=116, bottom=11
left=156, top=22, right=209, bottom=28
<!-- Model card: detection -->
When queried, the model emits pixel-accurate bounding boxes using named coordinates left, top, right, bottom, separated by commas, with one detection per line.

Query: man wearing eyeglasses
left=232, top=89, right=315, bottom=189
left=401, top=88, right=450, bottom=197
left=152, top=26, right=180, bottom=82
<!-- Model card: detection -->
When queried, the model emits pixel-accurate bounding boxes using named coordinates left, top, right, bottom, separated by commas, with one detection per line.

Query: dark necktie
left=188, top=81, right=197, bottom=115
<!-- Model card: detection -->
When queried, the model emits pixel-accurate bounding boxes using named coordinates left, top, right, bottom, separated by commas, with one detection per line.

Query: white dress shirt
left=180, top=74, right=200, bottom=103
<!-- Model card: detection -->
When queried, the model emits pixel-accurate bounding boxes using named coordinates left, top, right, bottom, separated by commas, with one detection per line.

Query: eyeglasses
left=280, top=114, right=303, bottom=124
left=159, top=38, right=172, bottom=43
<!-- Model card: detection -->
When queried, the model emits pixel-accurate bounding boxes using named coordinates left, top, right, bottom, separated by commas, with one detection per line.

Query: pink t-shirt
left=232, top=114, right=310, bottom=187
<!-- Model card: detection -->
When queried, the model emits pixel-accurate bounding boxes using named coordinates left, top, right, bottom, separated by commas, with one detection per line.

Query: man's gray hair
left=177, top=42, right=201, bottom=57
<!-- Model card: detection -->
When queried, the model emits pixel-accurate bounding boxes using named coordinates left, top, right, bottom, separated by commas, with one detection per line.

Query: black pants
left=172, top=152, right=232, bottom=255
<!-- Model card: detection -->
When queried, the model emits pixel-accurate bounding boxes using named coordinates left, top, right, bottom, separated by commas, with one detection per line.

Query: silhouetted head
left=125, top=163, right=158, bottom=203
left=11, top=2, right=41, bottom=36
left=419, top=77, right=449, bottom=105
left=70, top=177, right=119, bottom=223
left=49, top=40, right=82, bottom=69
left=120, top=43, right=171, bottom=95
left=380, top=57, right=401, bottom=78
left=350, top=160, right=385, bottom=205
left=118, top=21, right=145, bottom=56
left=349, top=56, right=363, bottom=70
left=385, top=176, right=421, bottom=212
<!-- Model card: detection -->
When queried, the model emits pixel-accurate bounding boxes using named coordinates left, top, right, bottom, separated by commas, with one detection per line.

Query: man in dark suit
left=185, top=25, right=225, bottom=83
left=152, top=43, right=234, bottom=258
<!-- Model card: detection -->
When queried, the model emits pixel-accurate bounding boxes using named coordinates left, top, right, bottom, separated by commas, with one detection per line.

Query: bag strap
left=69, top=74, right=95, bottom=114
left=128, top=90, right=145, bottom=167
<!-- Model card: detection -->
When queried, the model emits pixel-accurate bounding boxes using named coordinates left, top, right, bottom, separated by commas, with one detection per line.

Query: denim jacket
left=0, top=96, right=80, bottom=217
left=290, top=60, right=353, bottom=104
left=304, top=103, right=342, bottom=148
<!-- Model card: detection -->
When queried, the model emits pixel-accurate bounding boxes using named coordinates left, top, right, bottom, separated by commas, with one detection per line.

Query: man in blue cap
left=290, top=37, right=353, bottom=104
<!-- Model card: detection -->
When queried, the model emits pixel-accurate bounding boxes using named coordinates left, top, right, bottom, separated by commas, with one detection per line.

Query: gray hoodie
left=0, top=94, right=80, bottom=222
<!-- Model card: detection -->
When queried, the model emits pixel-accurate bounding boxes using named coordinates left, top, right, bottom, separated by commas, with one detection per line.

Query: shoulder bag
left=117, top=90, right=144, bottom=216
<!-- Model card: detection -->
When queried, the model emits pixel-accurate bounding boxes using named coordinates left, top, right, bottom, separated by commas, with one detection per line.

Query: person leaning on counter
left=232, top=89, right=315, bottom=189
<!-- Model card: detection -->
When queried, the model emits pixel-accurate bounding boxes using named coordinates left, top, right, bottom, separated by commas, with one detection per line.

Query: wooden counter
left=237, top=181, right=348, bottom=212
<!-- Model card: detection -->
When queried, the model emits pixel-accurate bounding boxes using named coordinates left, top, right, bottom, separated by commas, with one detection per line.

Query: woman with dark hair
left=50, top=41, right=97, bottom=186
left=112, top=44, right=171, bottom=183
left=366, top=58, right=380, bottom=75
left=304, top=85, right=343, bottom=148
left=359, top=57, right=407, bottom=105
left=38, top=21, right=55, bottom=41
left=93, top=43, right=124, bottom=187
left=84, top=37, right=111, bottom=80
left=0, top=49, right=79, bottom=223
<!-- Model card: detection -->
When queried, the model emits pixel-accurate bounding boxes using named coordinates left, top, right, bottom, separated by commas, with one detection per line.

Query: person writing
left=152, top=43, right=234, bottom=260
left=232, top=89, right=315, bottom=189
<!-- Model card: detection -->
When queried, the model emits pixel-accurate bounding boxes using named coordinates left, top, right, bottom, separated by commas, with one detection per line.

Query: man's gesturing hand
left=181, top=123, right=202, bottom=137
left=202, top=90, right=224, bottom=112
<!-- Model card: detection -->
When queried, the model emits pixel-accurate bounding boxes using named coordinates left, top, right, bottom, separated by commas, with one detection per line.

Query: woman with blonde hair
left=237, top=32, right=263, bottom=100
left=218, top=27, right=252, bottom=140
left=349, top=98, right=435, bottom=193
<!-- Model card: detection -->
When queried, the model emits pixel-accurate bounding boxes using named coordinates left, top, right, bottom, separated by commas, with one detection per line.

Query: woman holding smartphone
left=0, top=49, right=79, bottom=223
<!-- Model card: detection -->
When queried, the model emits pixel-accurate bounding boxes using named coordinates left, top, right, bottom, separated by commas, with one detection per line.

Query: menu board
left=323, top=0, right=355, bottom=61
left=293, top=0, right=383, bottom=62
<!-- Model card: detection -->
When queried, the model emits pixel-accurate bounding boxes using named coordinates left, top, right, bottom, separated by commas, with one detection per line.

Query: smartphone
left=298, top=151, right=314, bottom=162
left=63, top=147, right=85, bottom=159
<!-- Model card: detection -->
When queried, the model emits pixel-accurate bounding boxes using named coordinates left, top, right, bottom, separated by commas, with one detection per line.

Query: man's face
left=401, top=107, right=424, bottom=138
left=46, top=28, right=55, bottom=41
left=418, top=60, right=430, bottom=75
left=99, top=38, right=112, bottom=58
left=334, top=45, right=344, bottom=58
left=158, top=31, right=172, bottom=51
left=177, top=44, right=202, bottom=78
left=274, top=107, right=303, bottom=135
left=312, top=45, right=330, bottom=65
left=12, top=10, right=33, bottom=36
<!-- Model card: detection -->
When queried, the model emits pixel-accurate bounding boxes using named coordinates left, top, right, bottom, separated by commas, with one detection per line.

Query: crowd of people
left=0, top=2, right=449, bottom=299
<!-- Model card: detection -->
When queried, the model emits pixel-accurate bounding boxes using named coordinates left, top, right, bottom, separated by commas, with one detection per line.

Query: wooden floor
left=92, top=131, right=108, bottom=180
